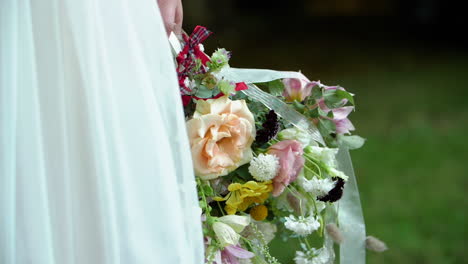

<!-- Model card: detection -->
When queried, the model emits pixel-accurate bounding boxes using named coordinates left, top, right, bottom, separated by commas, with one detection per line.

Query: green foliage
left=267, top=79, right=285, bottom=96
left=231, top=163, right=253, bottom=182
left=207, top=48, right=230, bottom=72
left=337, top=134, right=366, bottom=150
left=217, top=79, right=235, bottom=95
left=194, top=85, right=215, bottom=98
left=317, top=118, right=336, bottom=136
left=336, top=88, right=355, bottom=105
left=203, top=184, right=215, bottom=197
left=311, top=86, right=323, bottom=99
left=254, top=79, right=285, bottom=96
left=201, top=74, right=218, bottom=89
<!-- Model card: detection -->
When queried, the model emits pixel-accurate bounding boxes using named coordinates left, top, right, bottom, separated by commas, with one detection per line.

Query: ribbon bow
left=176, top=26, right=213, bottom=95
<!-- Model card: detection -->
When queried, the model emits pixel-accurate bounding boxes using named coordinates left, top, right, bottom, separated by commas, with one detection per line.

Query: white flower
left=304, top=146, right=338, bottom=168
left=198, top=43, right=205, bottom=52
left=284, top=215, right=320, bottom=236
left=248, top=154, right=280, bottom=181
left=183, top=77, right=196, bottom=90
left=294, top=247, right=330, bottom=264
left=213, top=221, right=240, bottom=247
left=213, top=215, right=250, bottom=247
left=306, top=146, right=338, bottom=167
left=298, top=176, right=336, bottom=197
left=278, top=127, right=318, bottom=148
left=328, top=168, right=348, bottom=181
left=218, top=215, right=250, bottom=233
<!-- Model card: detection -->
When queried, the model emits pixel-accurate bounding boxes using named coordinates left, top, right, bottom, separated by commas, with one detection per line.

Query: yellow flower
left=250, top=204, right=268, bottom=221
left=214, top=181, right=273, bottom=215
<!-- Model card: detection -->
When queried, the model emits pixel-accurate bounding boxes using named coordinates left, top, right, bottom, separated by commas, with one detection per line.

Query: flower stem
left=217, top=201, right=226, bottom=216
left=303, top=154, right=323, bottom=178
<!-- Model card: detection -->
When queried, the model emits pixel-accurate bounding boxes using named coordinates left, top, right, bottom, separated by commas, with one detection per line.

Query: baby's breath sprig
left=204, top=240, right=222, bottom=264
left=250, top=222, right=281, bottom=264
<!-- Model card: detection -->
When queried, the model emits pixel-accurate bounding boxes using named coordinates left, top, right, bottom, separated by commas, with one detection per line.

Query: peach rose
left=186, top=97, right=256, bottom=180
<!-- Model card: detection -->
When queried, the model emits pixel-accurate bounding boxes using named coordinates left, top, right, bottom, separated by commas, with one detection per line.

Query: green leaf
left=194, top=85, right=214, bottom=98
left=267, top=79, right=285, bottom=96
left=323, top=88, right=336, bottom=97
left=317, top=105, right=327, bottom=116
left=234, top=164, right=252, bottom=181
left=292, top=101, right=306, bottom=114
left=199, top=200, right=207, bottom=209
left=307, top=108, right=319, bottom=118
left=203, top=185, right=215, bottom=196
left=218, top=80, right=235, bottom=95
left=192, top=58, right=203, bottom=73
left=318, top=118, right=336, bottom=135
left=323, top=95, right=343, bottom=109
left=337, top=134, right=366, bottom=149
left=322, top=89, right=342, bottom=108
left=336, top=88, right=355, bottom=105
left=311, top=86, right=323, bottom=99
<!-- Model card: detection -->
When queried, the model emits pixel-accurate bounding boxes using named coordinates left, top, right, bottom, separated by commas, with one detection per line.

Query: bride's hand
left=157, top=0, right=183, bottom=36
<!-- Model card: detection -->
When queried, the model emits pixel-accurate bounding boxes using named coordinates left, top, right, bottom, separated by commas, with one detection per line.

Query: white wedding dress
left=0, top=0, right=203, bottom=263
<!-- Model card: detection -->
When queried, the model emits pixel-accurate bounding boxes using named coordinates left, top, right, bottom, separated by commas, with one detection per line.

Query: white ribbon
left=336, top=148, right=366, bottom=264
left=216, top=67, right=307, bottom=84
left=242, top=84, right=325, bottom=146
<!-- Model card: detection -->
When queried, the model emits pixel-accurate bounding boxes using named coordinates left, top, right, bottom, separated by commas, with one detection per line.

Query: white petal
left=218, top=215, right=251, bottom=233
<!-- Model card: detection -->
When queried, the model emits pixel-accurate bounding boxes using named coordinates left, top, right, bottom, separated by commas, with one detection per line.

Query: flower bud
left=278, top=127, right=317, bottom=148
left=218, top=215, right=251, bottom=233
left=326, top=223, right=344, bottom=244
left=213, top=222, right=240, bottom=247
left=366, top=236, right=388, bottom=252
left=282, top=78, right=316, bottom=102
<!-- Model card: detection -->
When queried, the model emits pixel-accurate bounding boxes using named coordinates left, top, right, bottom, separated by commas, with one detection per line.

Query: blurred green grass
left=335, top=60, right=468, bottom=264
left=205, top=34, right=468, bottom=263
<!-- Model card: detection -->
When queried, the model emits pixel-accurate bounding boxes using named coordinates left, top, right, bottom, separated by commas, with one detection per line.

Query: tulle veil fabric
left=0, top=0, right=204, bottom=263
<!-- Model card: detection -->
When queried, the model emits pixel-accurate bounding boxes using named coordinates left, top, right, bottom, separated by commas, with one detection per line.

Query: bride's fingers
left=174, top=0, right=183, bottom=36
left=157, top=0, right=177, bottom=35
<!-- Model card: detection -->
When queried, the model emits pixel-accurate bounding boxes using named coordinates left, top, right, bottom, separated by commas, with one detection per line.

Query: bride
left=0, top=0, right=204, bottom=263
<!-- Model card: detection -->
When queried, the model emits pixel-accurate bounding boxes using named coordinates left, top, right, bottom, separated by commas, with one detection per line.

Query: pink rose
left=267, top=140, right=305, bottom=196
left=282, top=78, right=317, bottom=102
left=186, top=97, right=256, bottom=180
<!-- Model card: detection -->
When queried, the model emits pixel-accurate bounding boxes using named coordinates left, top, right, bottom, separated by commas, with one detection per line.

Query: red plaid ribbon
left=177, top=26, right=213, bottom=95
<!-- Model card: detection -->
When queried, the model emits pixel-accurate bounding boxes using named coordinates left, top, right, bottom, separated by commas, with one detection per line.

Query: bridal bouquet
left=173, top=26, right=376, bottom=264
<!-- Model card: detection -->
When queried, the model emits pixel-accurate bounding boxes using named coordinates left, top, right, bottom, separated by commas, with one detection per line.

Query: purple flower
left=332, top=106, right=355, bottom=134
left=282, top=78, right=318, bottom=102
left=313, top=83, right=355, bottom=134
left=214, top=245, right=255, bottom=264
left=318, top=100, right=355, bottom=135
left=317, top=85, right=349, bottom=112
